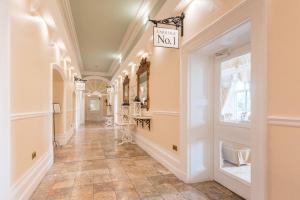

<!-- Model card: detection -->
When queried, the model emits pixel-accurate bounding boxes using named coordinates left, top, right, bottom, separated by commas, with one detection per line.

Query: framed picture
left=53, top=103, right=61, bottom=114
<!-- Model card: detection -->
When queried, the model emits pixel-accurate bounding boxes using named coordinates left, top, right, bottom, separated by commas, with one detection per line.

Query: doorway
left=213, top=44, right=252, bottom=197
left=187, top=22, right=252, bottom=199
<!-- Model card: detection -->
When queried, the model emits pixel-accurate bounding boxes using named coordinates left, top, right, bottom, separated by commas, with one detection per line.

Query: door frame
left=213, top=45, right=252, bottom=198
left=180, top=1, right=267, bottom=199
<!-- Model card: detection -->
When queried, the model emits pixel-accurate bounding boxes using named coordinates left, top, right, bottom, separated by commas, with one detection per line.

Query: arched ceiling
left=85, top=79, right=108, bottom=94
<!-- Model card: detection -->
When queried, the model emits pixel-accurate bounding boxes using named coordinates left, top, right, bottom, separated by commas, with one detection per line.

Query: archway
left=52, top=68, right=65, bottom=145
left=84, top=79, right=108, bottom=124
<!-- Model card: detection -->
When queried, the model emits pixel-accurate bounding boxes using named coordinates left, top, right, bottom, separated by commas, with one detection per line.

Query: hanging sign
left=75, top=81, right=85, bottom=91
left=153, top=27, right=179, bottom=49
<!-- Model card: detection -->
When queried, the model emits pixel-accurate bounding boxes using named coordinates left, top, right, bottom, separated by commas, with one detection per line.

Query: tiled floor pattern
left=31, top=123, right=244, bottom=200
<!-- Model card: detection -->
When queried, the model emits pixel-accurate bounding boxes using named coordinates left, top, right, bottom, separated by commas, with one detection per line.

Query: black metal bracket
left=74, top=77, right=87, bottom=82
left=134, top=118, right=151, bottom=131
left=149, top=13, right=185, bottom=37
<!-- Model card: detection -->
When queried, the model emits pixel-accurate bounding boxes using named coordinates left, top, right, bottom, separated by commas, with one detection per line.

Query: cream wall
left=65, top=81, right=76, bottom=132
left=10, top=0, right=80, bottom=190
left=132, top=47, right=180, bottom=155
left=268, top=0, right=300, bottom=199
left=10, top=0, right=53, bottom=185
left=113, top=0, right=243, bottom=158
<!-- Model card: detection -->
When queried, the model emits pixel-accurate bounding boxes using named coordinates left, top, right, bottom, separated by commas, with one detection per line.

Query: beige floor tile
left=31, top=122, right=244, bottom=200
left=94, top=191, right=116, bottom=200
left=112, top=180, right=134, bottom=191
left=115, top=189, right=140, bottom=200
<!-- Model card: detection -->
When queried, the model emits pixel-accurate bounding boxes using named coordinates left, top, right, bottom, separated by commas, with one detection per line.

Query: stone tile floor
left=31, top=122, right=244, bottom=200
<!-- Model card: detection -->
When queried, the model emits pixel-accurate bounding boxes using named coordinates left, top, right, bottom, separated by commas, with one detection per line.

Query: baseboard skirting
left=56, top=128, right=74, bottom=146
left=268, top=116, right=300, bottom=127
left=10, top=147, right=53, bottom=200
left=134, top=133, right=187, bottom=181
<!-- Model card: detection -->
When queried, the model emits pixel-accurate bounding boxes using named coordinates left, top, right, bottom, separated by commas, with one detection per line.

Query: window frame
left=88, top=98, right=101, bottom=112
left=216, top=44, right=252, bottom=129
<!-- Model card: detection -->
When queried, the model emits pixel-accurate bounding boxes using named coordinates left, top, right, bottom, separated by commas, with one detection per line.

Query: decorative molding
left=10, top=147, right=53, bottom=200
left=56, top=127, right=74, bottom=146
left=268, top=116, right=300, bottom=127
left=134, top=133, right=186, bottom=181
left=111, top=0, right=176, bottom=81
left=108, top=0, right=150, bottom=76
left=152, top=110, right=180, bottom=117
left=83, top=75, right=110, bottom=83
left=11, top=111, right=51, bottom=121
left=82, top=71, right=111, bottom=78
left=59, top=0, right=83, bottom=71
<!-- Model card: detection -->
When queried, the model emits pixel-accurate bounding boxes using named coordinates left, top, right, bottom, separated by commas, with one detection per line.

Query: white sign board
left=75, top=81, right=85, bottom=91
left=153, top=27, right=179, bottom=49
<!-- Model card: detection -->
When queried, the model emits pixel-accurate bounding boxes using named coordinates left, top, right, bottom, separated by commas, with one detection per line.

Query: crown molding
left=58, top=0, right=164, bottom=78
left=109, top=0, right=161, bottom=77
left=82, top=71, right=111, bottom=78
left=58, top=0, right=84, bottom=72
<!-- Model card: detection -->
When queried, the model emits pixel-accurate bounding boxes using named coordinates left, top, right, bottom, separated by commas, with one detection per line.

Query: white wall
left=0, top=1, right=10, bottom=199
left=188, top=53, right=213, bottom=181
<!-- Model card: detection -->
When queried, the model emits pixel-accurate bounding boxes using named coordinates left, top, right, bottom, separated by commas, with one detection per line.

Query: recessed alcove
left=187, top=21, right=252, bottom=198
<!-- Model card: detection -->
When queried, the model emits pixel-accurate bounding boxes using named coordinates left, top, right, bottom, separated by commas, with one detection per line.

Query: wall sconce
left=137, top=50, right=144, bottom=57
left=122, top=70, right=128, bottom=76
left=142, top=52, right=149, bottom=58
left=29, top=0, right=41, bottom=16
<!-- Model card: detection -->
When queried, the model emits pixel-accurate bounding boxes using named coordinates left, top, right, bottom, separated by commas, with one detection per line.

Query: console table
left=132, top=116, right=152, bottom=130
left=115, top=121, right=136, bottom=145
left=104, top=115, right=114, bottom=128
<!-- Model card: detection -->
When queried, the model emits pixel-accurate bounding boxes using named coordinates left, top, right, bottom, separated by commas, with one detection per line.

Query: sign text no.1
left=153, top=27, right=179, bottom=49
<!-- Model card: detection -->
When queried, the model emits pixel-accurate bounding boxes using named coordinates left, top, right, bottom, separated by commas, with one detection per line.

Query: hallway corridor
left=30, top=124, right=243, bottom=200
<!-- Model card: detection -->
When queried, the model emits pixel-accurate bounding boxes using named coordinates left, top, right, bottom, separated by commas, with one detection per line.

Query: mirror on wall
left=136, top=58, right=150, bottom=110
left=123, top=75, right=130, bottom=105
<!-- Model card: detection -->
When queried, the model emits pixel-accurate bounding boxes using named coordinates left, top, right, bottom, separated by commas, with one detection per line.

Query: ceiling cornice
left=58, top=0, right=165, bottom=79
left=112, top=0, right=181, bottom=82
left=82, top=71, right=111, bottom=78
left=58, top=0, right=84, bottom=72
left=109, top=0, right=162, bottom=77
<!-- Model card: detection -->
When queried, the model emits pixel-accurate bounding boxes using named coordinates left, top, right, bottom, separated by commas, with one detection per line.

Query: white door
left=213, top=45, right=252, bottom=199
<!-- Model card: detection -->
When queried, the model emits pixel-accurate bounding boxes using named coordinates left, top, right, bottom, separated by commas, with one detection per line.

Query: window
left=89, top=99, right=100, bottom=111
left=220, top=53, right=251, bottom=123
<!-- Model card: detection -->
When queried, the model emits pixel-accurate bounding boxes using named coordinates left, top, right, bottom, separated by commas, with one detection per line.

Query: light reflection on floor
left=31, top=122, right=244, bottom=200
